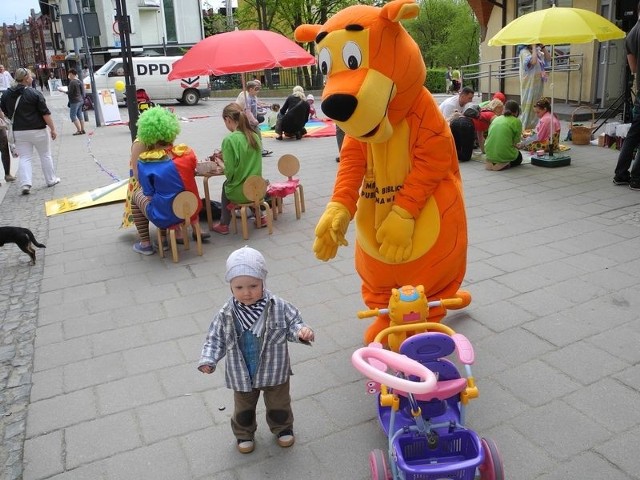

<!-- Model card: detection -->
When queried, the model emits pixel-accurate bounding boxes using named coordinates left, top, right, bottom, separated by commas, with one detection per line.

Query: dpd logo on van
left=136, top=63, right=171, bottom=75
left=180, top=77, right=200, bottom=89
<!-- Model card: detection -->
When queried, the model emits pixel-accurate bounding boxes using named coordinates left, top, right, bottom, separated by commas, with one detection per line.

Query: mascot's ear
left=381, top=0, right=420, bottom=23
left=295, top=24, right=322, bottom=43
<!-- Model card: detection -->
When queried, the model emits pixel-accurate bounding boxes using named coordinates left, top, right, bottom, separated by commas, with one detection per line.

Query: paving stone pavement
left=1, top=91, right=639, bottom=480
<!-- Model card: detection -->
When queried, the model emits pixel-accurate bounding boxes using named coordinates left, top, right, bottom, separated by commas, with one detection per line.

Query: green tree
left=405, top=0, right=479, bottom=69
left=202, top=9, right=226, bottom=37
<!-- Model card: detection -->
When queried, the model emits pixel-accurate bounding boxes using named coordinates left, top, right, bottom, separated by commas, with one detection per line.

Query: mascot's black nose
left=321, top=94, right=358, bottom=122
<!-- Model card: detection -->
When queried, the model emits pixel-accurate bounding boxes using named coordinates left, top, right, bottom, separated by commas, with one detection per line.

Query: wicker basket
left=570, top=106, right=595, bottom=145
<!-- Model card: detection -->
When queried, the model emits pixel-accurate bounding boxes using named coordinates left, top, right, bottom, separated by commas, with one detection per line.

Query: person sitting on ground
left=518, top=97, right=561, bottom=153
left=211, top=103, right=264, bottom=235
left=449, top=105, right=480, bottom=163
left=439, top=86, right=475, bottom=122
left=275, top=91, right=310, bottom=140
left=472, top=99, right=504, bottom=154
left=484, top=100, right=524, bottom=171
left=266, top=103, right=280, bottom=130
left=479, top=91, right=506, bottom=108
left=130, top=107, right=202, bottom=255
left=278, top=86, right=305, bottom=122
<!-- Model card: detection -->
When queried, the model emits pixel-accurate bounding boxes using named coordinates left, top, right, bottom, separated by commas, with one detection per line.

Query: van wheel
left=182, top=89, right=200, bottom=106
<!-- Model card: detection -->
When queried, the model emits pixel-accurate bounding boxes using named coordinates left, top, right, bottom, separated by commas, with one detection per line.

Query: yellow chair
left=230, top=176, right=273, bottom=240
left=157, top=191, right=203, bottom=263
left=266, top=154, right=305, bottom=220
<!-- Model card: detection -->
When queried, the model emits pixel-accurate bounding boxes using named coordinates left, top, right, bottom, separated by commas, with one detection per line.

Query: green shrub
left=426, top=67, right=447, bottom=93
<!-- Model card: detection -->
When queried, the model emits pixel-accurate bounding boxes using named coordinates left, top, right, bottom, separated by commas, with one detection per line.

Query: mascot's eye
left=342, top=42, right=362, bottom=70
left=318, top=48, right=331, bottom=75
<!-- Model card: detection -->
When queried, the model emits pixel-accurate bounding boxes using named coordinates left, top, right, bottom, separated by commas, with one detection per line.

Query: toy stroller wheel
left=479, top=437, right=504, bottom=480
left=369, top=449, right=390, bottom=480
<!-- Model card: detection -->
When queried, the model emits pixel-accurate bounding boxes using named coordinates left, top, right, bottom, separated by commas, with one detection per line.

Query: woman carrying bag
left=0, top=67, right=59, bottom=195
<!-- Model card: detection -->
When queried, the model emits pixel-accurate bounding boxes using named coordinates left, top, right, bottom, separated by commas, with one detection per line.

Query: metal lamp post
left=74, top=0, right=101, bottom=126
left=114, top=0, right=139, bottom=141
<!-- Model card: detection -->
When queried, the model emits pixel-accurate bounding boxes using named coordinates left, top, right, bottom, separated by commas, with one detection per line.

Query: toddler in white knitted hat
left=198, top=246, right=314, bottom=454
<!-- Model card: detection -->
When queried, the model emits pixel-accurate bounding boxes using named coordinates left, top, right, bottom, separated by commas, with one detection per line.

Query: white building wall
left=54, top=0, right=203, bottom=55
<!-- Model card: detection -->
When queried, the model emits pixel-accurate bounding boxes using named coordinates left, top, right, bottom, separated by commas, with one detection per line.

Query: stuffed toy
left=295, top=0, right=470, bottom=344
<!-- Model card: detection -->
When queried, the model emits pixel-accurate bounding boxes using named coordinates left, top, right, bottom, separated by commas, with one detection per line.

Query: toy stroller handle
left=373, top=322, right=456, bottom=344
left=357, top=297, right=467, bottom=319
left=351, top=347, right=437, bottom=394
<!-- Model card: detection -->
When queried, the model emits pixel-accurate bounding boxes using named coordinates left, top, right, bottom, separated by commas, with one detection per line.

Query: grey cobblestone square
left=1, top=93, right=639, bottom=479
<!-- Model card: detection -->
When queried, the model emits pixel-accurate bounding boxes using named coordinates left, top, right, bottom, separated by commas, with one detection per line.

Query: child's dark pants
left=231, top=379, right=293, bottom=440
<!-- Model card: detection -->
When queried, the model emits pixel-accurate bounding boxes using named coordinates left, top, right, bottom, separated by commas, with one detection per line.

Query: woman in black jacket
left=0, top=67, right=59, bottom=195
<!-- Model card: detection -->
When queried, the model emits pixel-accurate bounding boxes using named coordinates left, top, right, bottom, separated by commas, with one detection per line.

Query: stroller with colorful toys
left=352, top=285, right=504, bottom=480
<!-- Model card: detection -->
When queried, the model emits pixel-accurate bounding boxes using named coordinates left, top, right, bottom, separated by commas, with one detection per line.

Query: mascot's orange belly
left=355, top=176, right=467, bottom=310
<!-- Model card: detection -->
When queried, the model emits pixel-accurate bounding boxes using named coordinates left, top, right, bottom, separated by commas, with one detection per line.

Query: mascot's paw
left=313, top=202, right=351, bottom=261
left=376, top=205, right=415, bottom=263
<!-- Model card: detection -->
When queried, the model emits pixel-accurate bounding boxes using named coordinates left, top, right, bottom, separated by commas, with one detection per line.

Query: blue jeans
left=69, top=101, right=83, bottom=122
left=614, top=103, right=640, bottom=181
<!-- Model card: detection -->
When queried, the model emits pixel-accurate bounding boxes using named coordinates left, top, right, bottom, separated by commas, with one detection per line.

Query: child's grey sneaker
left=237, top=439, right=255, bottom=454
left=276, top=430, right=295, bottom=448
left=133, top=242, right=155, bottom=255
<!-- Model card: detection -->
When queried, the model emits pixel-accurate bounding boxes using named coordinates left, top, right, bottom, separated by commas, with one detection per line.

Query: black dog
left=0, top=227, right=46, bottom=265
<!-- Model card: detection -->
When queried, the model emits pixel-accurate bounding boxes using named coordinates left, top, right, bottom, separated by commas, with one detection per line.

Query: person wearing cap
left=478, top=91, right=506, bottom=109
left=0, top=67, right=59, bottom=194
left=129, top=106, right=202, bottom=255
left=198, top=246, right=315, bottom=454
left=306, top=94, right=317, bottom=120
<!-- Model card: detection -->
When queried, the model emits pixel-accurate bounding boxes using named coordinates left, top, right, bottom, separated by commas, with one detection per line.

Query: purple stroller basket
left=394, top=429, right=483, bottom=480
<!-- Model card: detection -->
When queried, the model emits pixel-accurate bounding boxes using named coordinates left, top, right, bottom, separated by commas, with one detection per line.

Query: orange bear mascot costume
left=295, top=0, right=470, bottom=344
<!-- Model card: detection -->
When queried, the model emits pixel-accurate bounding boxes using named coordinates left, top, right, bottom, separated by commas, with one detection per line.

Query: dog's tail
left=27, top=231, right=46, bottom=249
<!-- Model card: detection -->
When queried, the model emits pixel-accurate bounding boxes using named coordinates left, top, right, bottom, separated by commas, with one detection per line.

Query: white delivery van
left=85, top=56, right=210, bottom=105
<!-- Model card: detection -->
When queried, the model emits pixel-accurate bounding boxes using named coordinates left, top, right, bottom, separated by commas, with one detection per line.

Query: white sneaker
left=276, top=430, right=295, bottom=448
left=21, top=185, right=31, bottom=195
left=47, top=177, right=61, bottom=187
left=236, top=439, right=255, bottom=454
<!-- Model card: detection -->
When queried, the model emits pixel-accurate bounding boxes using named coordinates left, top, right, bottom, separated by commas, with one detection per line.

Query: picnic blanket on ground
left=260, top=119, right=336, bottom=138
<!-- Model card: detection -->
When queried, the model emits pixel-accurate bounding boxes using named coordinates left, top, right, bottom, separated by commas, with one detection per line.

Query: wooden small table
left=197, top=167, right=224, bottom=231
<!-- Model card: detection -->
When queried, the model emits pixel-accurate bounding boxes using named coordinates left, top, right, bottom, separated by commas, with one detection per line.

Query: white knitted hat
left=225, top=246, right=268, bottom=282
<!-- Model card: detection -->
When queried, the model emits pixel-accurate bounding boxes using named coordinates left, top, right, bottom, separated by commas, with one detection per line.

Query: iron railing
left=461, top=53, right=584, bottom=105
